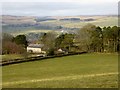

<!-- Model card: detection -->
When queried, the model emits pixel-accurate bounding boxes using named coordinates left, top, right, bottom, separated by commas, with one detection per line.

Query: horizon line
left=1, top=14, right=118, bottom=17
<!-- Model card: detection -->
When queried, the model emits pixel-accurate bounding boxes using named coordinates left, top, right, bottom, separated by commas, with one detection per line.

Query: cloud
left=1, top=1, right=118, bottom=16
left=0, top=0, right=119, bottom=3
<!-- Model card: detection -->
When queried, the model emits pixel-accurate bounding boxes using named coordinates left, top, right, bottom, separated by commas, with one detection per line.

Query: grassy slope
left=2, top=53, right=118, bottom=88
left=11, top=30, right=52, bottom=36
left=41, top=16, right=118, bottom=28
left=1, top=54, right=24, bottom=61
left=1, top=54, right=43, bottom=61
left=4, top=16, right=118, bottom=36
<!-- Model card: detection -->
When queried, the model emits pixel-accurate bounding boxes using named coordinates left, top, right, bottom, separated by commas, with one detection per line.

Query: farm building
left=27, top=44, right=46, bottom=54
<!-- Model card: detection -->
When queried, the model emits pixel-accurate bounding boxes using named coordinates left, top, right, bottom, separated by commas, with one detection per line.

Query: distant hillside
left=2, top=15, right=118, bottom=35
left=2, top=15, right=36, bottom=25
left=41, top=15, right=118, bottom=28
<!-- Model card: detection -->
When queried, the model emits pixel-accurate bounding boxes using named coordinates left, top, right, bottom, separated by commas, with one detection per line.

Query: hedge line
left=1, top=52, right=87, bottom=66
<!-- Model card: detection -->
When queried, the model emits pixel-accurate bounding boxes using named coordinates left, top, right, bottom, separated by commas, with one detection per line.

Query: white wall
left=27, top=47, right=42, bottom=53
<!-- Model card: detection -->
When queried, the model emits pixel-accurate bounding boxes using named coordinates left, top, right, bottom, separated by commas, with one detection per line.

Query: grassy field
left=11, top=30, right=53, bottom=36
left=2, top=53, right=118, bottom=88
left=41, top=16, right=118, bottom=28
left=1, top=54, right=24, bottom=61
left=1, top=54, right=44, bottom=61
left=5, top=16, right=118, bottom=36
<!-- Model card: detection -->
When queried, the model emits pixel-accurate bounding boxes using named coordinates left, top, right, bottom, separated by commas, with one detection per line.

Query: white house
left=27, top=44, right=46, bottom=54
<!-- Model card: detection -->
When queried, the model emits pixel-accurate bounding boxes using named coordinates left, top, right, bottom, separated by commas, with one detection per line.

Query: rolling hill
left=2, top=15, right=118, bottom=36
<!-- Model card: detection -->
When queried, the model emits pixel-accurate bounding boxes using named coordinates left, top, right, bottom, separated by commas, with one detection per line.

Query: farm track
left=2, top=72, right=118, bottom=86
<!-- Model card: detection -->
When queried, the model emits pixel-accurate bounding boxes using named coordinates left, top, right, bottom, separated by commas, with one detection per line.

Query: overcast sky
left=1, top=0, right=119, bottom=16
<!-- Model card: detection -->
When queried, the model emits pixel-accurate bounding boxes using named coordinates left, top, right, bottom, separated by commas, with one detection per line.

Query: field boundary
left=1, top=52, right=87, bottom=66
left=2, top=72, right=118, bottom=86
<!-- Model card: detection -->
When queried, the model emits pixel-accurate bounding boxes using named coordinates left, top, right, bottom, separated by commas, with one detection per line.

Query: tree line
left=40, top=24, right=120, bottom=55
left=2, top=24, right=120, bottom=55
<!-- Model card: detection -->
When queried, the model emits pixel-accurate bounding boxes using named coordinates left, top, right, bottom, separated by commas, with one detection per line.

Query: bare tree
left=40, top=31, right=57, bottom=55
left=75, top=24, right=96, bottom=52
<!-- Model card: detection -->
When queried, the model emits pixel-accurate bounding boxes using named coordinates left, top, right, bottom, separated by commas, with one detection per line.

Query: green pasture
left=10, top=29, right=52, bottom=36
left=1, top=54, right=24, bottom=61
left=6, top=16, right=118, bottom=36
left=2, top=53, right=118, bottom=88
left=1, top=54, right=44, bottom=61
left=41, top=16, right=118, bottom=28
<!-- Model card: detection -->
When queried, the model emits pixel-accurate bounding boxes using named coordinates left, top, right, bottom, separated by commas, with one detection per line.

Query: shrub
left=47, top=48, right=55, bottom=56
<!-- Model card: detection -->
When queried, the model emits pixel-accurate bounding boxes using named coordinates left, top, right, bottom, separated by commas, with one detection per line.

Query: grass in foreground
left=2, top=53, right=118, bottom=88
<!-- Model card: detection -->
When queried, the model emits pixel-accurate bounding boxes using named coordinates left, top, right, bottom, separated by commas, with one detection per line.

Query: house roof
left=27, top=44, right=44, bottom=48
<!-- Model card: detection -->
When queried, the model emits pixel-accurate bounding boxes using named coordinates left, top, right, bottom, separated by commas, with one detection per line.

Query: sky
left=0, top=0, right=119, bottom=16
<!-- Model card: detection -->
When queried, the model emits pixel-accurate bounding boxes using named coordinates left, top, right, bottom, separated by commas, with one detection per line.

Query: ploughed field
left=2, top=53, right=118, bottom=88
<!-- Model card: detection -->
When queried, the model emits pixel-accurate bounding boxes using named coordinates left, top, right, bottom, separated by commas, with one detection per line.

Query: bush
left=2, top=41, right=26, bottom=54
left=47, top=48, right=55, bottom=56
